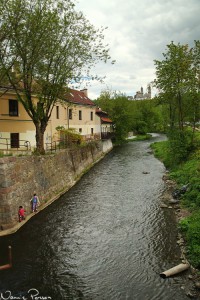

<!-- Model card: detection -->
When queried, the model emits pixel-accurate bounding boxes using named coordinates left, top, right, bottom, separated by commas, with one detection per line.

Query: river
left=0, top=134, right=190, bottom=299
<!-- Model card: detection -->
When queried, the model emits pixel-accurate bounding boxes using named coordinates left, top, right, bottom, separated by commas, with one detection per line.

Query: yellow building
left=0, top=87, right=103, bottom=152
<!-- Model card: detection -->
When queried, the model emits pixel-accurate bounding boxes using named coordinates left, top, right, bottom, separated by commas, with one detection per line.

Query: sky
left=74, top=0, right=200, bottom=100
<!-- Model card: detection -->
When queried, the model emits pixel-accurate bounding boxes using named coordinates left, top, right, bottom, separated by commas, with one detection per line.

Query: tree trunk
left=177, top=92, right=184, bottom=131
left=35, top=121, right=47, bottom=154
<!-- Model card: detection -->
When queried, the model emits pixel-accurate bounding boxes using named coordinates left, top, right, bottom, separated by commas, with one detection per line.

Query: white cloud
left=75, top=0, right=200, bottom=99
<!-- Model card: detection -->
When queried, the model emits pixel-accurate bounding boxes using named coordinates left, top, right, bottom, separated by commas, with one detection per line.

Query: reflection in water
left=0, top=135, right=189, bottom=299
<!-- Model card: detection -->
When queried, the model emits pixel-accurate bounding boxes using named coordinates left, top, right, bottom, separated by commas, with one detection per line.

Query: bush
left=179, top=211, right=200, bottom=268
left=169, top=159, right=200, bottom=209
left=168, top=129, right=193, bottom=165
left=151, top=140, right=172, bottom=168
left=56, top=128, right=83, bottom=147
left=153, top=133, right=200, bottom=269
left=133, top=120, right=148, bottom=135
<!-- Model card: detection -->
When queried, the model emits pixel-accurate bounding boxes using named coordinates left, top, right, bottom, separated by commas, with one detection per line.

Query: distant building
left=134, top=85, right=151, bottom=100
left=128, top=85, right=151, bottom=101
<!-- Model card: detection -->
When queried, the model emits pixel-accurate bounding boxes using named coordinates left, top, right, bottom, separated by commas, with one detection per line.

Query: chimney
left=80, top=88, right=88, bottom=97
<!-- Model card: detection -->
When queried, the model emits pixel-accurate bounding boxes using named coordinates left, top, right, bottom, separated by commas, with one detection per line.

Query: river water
left=0, top=134, right=190, bottom=300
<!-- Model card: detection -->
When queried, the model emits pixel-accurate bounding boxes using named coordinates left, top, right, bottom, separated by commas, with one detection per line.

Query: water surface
left=0, top=135, right=189, bottom=299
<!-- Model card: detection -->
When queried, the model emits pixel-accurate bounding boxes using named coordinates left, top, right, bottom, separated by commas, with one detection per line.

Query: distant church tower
left=133, top=84, right=151, bottom=100
left=147, top=85, right=151, bottom=99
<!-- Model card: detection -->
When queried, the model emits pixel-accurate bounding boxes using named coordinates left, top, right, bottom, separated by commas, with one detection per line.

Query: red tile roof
left=101, top=116, right=113, bottom=123
left=96, top=108, right=113, bottom=123
left=63, top=89, right=96, bottom=106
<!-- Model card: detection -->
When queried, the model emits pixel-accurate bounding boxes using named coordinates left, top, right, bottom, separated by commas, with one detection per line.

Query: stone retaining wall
left=0, top=140, right=113, bottom=230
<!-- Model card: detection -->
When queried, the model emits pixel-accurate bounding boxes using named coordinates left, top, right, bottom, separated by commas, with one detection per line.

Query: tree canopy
left=154, top=41, right=200, bottom=163
left=0, top=0, right=113, bottom=153
left=95, top=90, right=163, bottom=143
left=154, top=41, right=200, bottom=131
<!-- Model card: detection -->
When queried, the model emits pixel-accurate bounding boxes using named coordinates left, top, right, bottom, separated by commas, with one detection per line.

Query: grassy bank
left=151, top=140, right=200, bottom=269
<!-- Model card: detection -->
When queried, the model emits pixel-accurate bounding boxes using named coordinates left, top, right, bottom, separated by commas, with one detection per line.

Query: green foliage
left=96, top=90, right=166, bottom=142
left=0, top=151, right=13, bottom=157
left=151, top=128, right=200, bottom=168
left=96, top=91, right=133, bottom=143
left=179, top=211, right=200, bottom=268
left=154, top=136, right=200, bottom=268
left=151, top=140, right=172, bottom=168
left=168, top=129, right=194, bottom=164
left=131, top=134, right=152, bottom=141
left=154, top=41, right=200, bottom=137
left=154, top=41, right=200, bottom=158
left=152, top=137, right=200, bottom=209
left=133, top=120, right=148, bottom=134
left=57, top=128, right=83, bottom=147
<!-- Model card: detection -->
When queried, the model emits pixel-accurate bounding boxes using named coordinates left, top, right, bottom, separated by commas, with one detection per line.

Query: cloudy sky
left=75, top=0, right=200, bottom=100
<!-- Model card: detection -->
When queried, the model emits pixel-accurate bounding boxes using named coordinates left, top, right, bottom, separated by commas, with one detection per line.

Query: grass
left=0, top=151, right=13, bottom=157
left=127, top=133, right=152, bottom=142
left=151, top=138, right=200, bottom=268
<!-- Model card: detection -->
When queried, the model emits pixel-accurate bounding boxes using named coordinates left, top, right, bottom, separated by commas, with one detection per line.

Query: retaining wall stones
left=0, top=140, right=113, bottom=230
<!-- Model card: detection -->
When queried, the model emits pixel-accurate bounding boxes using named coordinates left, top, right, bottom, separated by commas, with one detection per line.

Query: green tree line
left=94, top=90, right=165, bottom=144
left=95, top=41, right=200, bottom=160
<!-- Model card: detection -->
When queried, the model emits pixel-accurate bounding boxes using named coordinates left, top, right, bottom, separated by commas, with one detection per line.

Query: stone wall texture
left=0, top=140, right=113, bottom=229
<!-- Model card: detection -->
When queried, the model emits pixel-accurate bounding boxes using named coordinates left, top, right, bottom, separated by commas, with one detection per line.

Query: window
left=91, top=128, right=94, bottom=135
left=56, top=106, right=59, bottom=119
left=69, top=109, right=72, bottom=120
left=91, top=111, right=93, bottom=121
left=79, top=110, right=82, bottom=120
left=10, top=133, right=19, bottom=148
left=79, top=128, right=82, bottom=133
left=9, top=100, right=18, bottom=116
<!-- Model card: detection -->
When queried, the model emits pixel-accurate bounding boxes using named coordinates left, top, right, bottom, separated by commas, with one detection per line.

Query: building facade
left=0, top=87, right=111, bottom=152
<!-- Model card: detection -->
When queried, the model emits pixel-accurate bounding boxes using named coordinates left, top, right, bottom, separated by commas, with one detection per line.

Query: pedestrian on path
left=18, top=206, right=25, bottom=222
left=30, top=193, right=40, bottom=212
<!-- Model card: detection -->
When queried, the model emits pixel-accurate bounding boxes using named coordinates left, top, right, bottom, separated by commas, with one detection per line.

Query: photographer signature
left=0, top=288, right=52, bottom=300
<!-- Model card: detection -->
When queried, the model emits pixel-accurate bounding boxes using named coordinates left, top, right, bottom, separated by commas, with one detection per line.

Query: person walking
left=30, top=193, right=40, bottom=212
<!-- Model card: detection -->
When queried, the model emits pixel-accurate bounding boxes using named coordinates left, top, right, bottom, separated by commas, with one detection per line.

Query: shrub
left=56, top=128, right=83, bottom=147
left=151, top=140, right=172, bottom=168
left=179, top=211, right=200, bottom=268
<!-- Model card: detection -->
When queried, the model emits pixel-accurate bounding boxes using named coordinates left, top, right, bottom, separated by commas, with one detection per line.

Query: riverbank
left=0, top=183, right=75, bottom=236
left=0, top=140, right=113, bottom=236
left=160, top=173, right=200, bottom=299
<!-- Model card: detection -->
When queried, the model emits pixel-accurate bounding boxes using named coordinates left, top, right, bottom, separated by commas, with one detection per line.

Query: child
left=30, top=193, right=40, bottom=212
left=18, top=206, right=25, bottom=222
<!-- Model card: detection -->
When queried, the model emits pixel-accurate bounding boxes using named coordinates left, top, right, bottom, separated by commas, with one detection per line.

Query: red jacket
left=19, top=208, right=25, bottom=217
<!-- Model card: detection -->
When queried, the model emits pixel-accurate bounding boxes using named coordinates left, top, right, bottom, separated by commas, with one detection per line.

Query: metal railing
left=83, top=133, right=101, bottom=141
left=45, top=141, right=61, bottom=153
left=0, top=137, right=31, bottom=153
left=101, top=132, right=115, bottom=140
left=45, top=132, right=114, bottom=153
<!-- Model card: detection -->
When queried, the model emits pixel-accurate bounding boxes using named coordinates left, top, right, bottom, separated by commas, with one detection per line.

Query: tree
left=154, top=41, right=200, bottom=163
left=0, top=0, right=112, bottom=154
left=189, top=40, right=200, bottom=137
left=154, top=42, right=196, bottom=131
left=96, top=90, right=132, bottom=142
